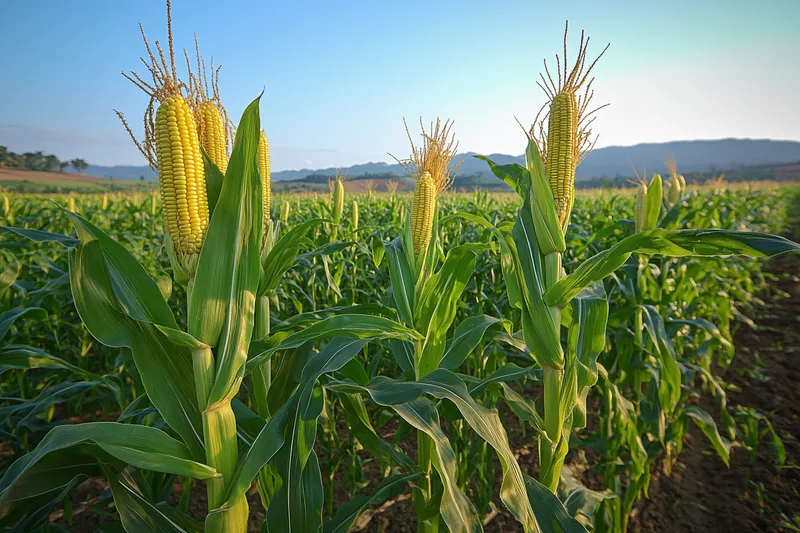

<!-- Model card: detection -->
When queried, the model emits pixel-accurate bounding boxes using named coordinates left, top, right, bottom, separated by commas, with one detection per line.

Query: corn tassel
left=155, top=95, right=208, bottom=275
left=411, top=171, right=436, bottom=254
left=199, top=101, right=228, bottom=173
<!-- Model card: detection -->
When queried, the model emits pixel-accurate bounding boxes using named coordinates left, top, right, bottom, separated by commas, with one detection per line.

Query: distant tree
left=139, top=175, right=145, bottom=181
left=0, top=146, right=7, bottom=167
left=44, top=154, right=60, bottom=172
left=23, top=152, right=44, bottom=171
left=70, top=158, right=89, bottom=174
left=58, top=161, right=69, bottom=173
left=7, top=154, right=23, bottom=169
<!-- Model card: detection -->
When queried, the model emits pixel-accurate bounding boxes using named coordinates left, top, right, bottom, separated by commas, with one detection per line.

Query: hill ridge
left=85, top=138, right=800, bottom=181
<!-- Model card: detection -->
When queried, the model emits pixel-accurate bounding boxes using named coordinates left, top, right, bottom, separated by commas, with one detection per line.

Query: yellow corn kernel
left=199, top=101, right=228, bottom=173
left=635, top=181, right=647, bottom=233
left=411, top=171, right=436, bottom=254
left=545, top=92, right=578, bottom=225
left=155, top=95, right=208, bottom=274
left=258, top=130, right=271, bottom=223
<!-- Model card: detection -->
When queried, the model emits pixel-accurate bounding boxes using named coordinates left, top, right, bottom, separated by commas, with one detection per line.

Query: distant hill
left=85, top=139, right=800, bottom=182
left=86, top=165, right=157, bottom=181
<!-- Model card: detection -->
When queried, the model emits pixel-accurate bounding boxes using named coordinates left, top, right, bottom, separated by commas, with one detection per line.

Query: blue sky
left=1, top=0, right=798, bottom=170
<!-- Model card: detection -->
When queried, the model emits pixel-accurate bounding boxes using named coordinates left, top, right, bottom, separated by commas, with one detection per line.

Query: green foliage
left=0, top=140, right=796, bottom=533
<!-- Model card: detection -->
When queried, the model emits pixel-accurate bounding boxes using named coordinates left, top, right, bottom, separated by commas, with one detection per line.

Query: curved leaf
left=190, top=96, right=263, bottom=405
left=545, top=229, right=800, bottom=308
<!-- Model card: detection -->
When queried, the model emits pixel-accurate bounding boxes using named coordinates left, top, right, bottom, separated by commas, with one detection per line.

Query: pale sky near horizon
left=1, top=0, right=798, bottom=170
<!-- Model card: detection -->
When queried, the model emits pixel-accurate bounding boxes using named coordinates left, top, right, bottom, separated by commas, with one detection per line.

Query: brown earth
left=0, top=168, right=106, bottom=183
left=629, top=251, right=800, bottom=533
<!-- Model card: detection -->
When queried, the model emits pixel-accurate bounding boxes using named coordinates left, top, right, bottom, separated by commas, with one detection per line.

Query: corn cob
left=189, top=36, right=230, bottom=174
left=156, top=94, right=208, bottom=273
left=199, top=101, right=228, bottom=173
left=635, top=180, right=647, bottom=233
left=258, top=130, right=271, bottom=223
left=390, top=116, right=459, bottom=256
left=411, top=171, right=436, bottom=254
left=280, top=199, right=290, bottom=225
left=352, top=200, right=359, bottom=231
left=332, top=177, right=344, bottom=226
left=532, top=23, right=608, bottom=228
left=116, top=6, right=212, bottom=277
left=665, top=156, right=686, bottom=206
left=545, top=92, right=578, bottom=223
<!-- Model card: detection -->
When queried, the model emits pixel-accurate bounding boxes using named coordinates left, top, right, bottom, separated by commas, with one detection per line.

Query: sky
left=1, top=0, right=799, bottom=171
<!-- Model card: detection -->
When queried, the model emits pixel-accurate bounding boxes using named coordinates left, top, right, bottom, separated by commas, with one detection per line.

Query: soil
left=0, top=168, right=111, bottom=184
left=48, top=228, right=800, bottom=532
left=630, top=250, right=800, bottom=533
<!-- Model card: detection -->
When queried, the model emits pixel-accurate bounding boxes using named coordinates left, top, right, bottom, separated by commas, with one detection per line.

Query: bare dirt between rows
left=53, top=235, right=800, bottom=532
left=629, top=250, right=800, bottom=533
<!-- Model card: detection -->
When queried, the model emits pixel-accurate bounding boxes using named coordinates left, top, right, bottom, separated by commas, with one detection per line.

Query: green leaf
left=440, top=314, right=506, bottom=370
left=0, top=345, right=96, bottom=379
left=260, top=219, right=324, bottom=297
left=65, top=211, right=179, bottom=330
left=247, top=314, right=420, bottom=371
left=265, top=338, right=369, bottom=532
left=384, top=237, right=415, bottom=327
left=326, top=370, right=539, bottom=532
left=415, top=245, right=477, bottom=376
left=390, top=339, right=415, bottom=376
left=513, top=199, right=563, bottom=368
left=395, top=398, right=482, bottom=533
left=0, top=307, right=47, bottom=343
left=526, top=140, right=565, bottom=254
left=544, top=229, right=800, bottom=308
left=474, top=155, right=530, bottom=196
left=570, top=283, right=608, bottom=429
left=338, top=394, right=415, bottom=472
left=201, top=148, right=225, bottom=214
left=102, top=467, right=195, bottom=533
left=68, top=239, right=203, bottom=458
left=0, top=423, right=216, bottom=522
left=684, top=406, right=731, bottom=466
left=642, top=305, right=681, bottom=417
left=324, top=472, right=421, bottom=533
left=190, top=96, right=264, bottom=405
left=0, top=226, right=78, bottom=248
left=524, top=474, right=588, bottom=533
left=271, top=304, right=396, bottom=333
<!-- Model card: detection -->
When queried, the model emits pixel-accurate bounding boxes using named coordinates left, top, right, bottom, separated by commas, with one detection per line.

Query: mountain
left=86, top=165, right=157, bottom=180
left=84, top=139, right=800, bottom=181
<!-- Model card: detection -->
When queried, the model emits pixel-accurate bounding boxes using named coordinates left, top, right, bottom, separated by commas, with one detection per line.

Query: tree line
left=0, top=146, right=89, bottom=174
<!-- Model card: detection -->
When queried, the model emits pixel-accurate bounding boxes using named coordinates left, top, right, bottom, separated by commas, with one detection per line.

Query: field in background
left=0, top=183, right=797, bottom=531
left=0, top=168, right=157, bottom=194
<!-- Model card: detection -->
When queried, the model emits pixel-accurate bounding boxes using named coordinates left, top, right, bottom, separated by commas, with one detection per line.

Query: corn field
left=0, top=6, right=798, bottom=533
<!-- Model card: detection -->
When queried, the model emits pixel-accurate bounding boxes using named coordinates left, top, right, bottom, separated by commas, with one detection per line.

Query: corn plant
left=469, top=24, right=799, bottom=500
